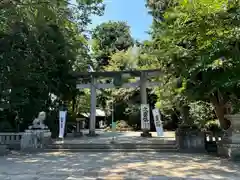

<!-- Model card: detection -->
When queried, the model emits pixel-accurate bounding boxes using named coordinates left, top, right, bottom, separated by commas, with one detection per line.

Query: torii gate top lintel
left=73, top=69, right=162, bottom=89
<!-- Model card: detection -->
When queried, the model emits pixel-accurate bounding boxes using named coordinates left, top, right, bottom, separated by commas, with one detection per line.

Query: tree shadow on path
left=0, top=151, right=239, bottom=179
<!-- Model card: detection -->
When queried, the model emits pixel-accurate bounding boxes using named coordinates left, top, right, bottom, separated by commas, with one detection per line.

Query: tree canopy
left=149, top=0, right=240, bottom=129
left=0, top=0, right=104, bottom=130
left=91, top=21, right=134, bottom=70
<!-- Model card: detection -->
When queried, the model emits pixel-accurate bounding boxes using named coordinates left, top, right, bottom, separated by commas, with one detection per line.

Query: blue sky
left=88, top=0, right=152, bottom=41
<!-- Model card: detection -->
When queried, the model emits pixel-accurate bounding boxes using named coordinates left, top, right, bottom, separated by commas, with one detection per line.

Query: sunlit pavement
left=80, top=129, right=175, bottom=139
left=61, top=130, right=175, bottom=144
left=0, top=151, right=239, bottom=180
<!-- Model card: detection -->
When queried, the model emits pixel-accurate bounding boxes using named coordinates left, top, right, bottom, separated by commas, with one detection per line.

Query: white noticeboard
left=141, top=104, right=150, bottom=130
left=59, top=111, right=67, bottom=138
left=152, top=108, right=164, bottom=137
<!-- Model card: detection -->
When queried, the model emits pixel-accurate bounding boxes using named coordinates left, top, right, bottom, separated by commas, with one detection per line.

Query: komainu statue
left=29, top=111, right=48, bottom=129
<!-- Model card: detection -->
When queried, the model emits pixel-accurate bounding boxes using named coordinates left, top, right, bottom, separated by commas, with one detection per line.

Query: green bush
left=204, top=120, right=222, bottom=133
left=189, top=101, right=215, bottom=129
left=178, top=123, right=200, bottom=131
left=104, top=120, right=133, bottom=132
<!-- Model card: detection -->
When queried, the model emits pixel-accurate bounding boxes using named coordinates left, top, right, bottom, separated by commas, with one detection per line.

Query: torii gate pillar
left=140, top=72, right=152, bottom=137
left=88, top=76, right=97, bottom=136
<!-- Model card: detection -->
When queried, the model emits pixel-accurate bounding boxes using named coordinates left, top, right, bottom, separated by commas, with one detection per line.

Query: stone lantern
left=74, top=116, right=84, bottom=137
left=218, top=113, right=240, bottom=160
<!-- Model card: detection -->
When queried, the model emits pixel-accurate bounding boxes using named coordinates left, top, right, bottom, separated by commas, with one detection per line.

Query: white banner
left=152, top=108, right=164, bottom=137
left=141, top=104, right=150, bottom=130
left=59, top=111, right=67, bottom=138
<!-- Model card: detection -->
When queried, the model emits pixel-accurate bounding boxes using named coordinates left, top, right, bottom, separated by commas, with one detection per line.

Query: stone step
left=52, top=139, right=177, bottom=145
left=43, top=148, right=179, bottom=152
left=46, top=143, right=178, bottom=150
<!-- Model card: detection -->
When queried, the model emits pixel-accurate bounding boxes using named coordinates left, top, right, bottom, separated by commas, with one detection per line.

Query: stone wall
left=175, top=129, right=205, bottom=153
left=20, top=130, right=52, bottom=152
left=0, top=133, right=24, bottom=150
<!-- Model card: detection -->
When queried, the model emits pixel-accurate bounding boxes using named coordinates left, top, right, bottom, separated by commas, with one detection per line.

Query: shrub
left=189, top=101, right=215, bottom=129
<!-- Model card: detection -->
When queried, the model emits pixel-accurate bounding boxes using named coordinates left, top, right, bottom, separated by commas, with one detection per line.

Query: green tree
left=104, top=45, right=159, bottom=128
left=0, top=0, right=104, bottom=129
left=146, top=0, right=177, bottom=21
left=189, top=101, right=215, bottom=130
left=91, top=21, right=134, bottom=69
left=151, top=0, right=240, bottom=129
left=90, top=21, right=134, bottom=125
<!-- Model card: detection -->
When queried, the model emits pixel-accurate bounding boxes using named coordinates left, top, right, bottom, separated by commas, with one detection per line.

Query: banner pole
left=112, top=101, right=115, bottom=142
left=111, top=100, right=116, bottom=143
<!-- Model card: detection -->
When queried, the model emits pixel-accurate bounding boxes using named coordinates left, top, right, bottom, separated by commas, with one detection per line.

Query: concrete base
left=86, top=130, right=99, bottom=137
left=218, top=143, right=240, bottom=161
left=175, top=130, right=205, bottom=153
left=141, top=130, right=152, bottom=137
left=74, top=132, right=83, bottom=137
left=110, top=138, right=116, bottom=144
left=21, top=129, right=52, bottom=152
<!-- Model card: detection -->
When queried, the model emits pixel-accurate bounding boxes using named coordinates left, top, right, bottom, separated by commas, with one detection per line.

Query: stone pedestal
left=141, top=129, right=152, bottom=137
left=74, top=121, right=83, bottom=137
left=217, top=113, right=240, bottom=160
left=20, top=129, right=51, bottom=152
left=176, top=129, right=205, bottom=153
left=74, top=132, right=83, bottom=137
left=87, top=130, right=99, bottom=137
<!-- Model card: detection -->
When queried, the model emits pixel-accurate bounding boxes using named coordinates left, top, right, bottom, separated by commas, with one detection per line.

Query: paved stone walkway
left=61, top=131, right=175, bottom=144
left=0, top=152, right=239, bottom=180
left=80, top=130, right=175, bottom=139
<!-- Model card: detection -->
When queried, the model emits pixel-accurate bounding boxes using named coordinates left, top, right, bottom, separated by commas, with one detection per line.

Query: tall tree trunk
left=210, top=91, right=228, bottom=130
left=181, top=105, right=191, bottom=125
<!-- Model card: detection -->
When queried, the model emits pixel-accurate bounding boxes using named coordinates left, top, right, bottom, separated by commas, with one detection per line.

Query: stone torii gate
left=72, top=69, right=162, bottom=137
